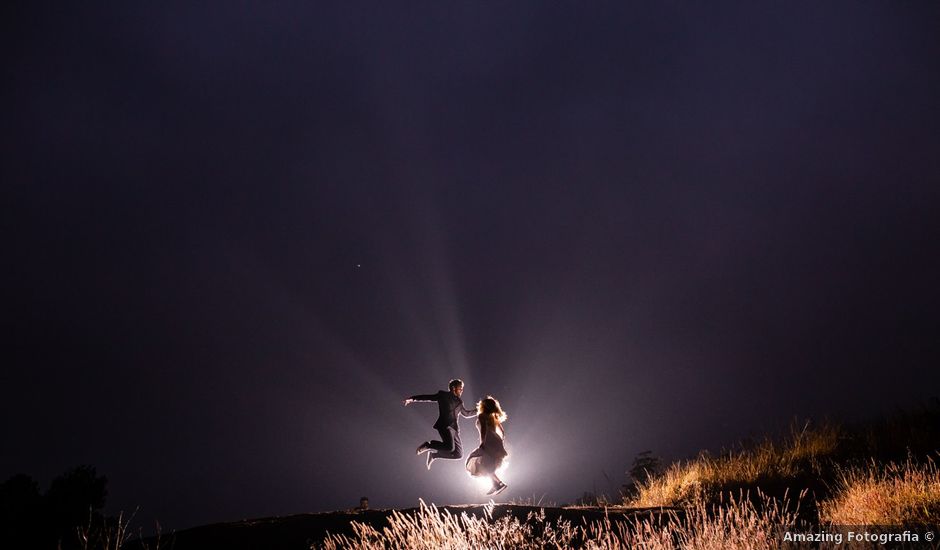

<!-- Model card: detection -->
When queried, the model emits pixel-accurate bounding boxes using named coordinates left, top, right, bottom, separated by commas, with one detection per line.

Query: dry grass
left=319, top=493, right=800, bottom=550
left=321, top=501, right=573, bottom=550
left=77, top=510, right=164, bottom=550
left=600, top=492, right=802, bottom=550
left=630, top=422, right=840, bottom=508
left=819, top=457, right=940, bottom=525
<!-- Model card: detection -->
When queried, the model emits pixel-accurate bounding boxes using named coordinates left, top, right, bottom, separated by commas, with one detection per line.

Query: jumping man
left=403, top=379, right=477, bottom=470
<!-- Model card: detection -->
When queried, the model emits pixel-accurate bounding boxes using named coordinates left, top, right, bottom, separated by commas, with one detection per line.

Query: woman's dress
left=465, top=423, right=508, bottom=477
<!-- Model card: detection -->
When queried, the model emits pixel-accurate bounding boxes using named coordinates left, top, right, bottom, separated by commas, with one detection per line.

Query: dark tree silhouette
left=0, top=465, right=108, bottom=550
left=1, top=474, right=43, bottom=549
left=624, top=451, right=663, bottom=499
left=45, top=465, right=109, bottom=548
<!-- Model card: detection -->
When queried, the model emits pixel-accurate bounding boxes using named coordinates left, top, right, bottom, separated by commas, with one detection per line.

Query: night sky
left=3, top=1, right=940, bottom=532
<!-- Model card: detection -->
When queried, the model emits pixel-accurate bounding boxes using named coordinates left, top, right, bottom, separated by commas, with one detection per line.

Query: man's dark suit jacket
left=409, top=390, right=477, bottom=432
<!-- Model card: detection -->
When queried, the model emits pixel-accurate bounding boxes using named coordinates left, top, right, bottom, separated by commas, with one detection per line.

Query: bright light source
left=472, top=475, right=494, bottom=492
left=468, top=459, right=510, bottom=493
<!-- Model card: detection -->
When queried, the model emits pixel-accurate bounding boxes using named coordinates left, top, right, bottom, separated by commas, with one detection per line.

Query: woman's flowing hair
left=476, top=396, right=507, bottom=427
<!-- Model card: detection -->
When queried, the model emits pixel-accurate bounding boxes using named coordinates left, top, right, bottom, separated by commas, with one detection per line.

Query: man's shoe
left=416, top=443, right=431, bottom=455
left=426, top=453, right=436, bottom=470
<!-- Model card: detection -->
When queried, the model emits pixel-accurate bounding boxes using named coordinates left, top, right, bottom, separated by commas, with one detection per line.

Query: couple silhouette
left=404, top=379, right=508, bottom=496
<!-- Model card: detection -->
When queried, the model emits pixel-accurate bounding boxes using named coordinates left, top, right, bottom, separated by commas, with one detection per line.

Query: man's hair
left=449, top=379, right=464, bottom=391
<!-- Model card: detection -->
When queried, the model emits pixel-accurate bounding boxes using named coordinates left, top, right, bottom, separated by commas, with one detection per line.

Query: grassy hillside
left=80, top=402, right=940, bottom=549
left=320, top=402, right=940, bottom=549
left=629, top=401, right=940, bottom=517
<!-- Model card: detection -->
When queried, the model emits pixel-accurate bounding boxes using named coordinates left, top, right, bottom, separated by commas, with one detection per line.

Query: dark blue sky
left=3, top=1, right=939, bottom=532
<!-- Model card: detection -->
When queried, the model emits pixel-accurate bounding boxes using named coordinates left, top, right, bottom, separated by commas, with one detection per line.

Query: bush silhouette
left=0, top=474, right=43, bottom=549
left=0, top=465, right=108, bottom=550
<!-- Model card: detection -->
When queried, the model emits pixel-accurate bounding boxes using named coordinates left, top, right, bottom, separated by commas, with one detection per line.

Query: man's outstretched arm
left=403, top=393, right=439, bottom=406
left=459, top=403, right=478, bottom=418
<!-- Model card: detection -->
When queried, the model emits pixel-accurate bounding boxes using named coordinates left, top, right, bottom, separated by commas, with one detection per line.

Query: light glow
left=468, top=460, right=510, bottom=493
